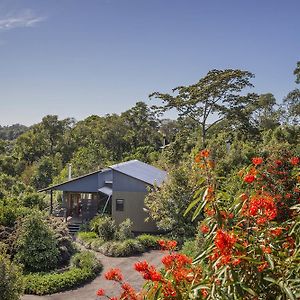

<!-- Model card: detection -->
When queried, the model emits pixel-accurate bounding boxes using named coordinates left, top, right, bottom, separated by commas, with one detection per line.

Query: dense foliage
left=0, top=253, right=24, bottom=300
left=24, top=251, right=102, bottom=295
left=14, top=212, right=59, bottom=272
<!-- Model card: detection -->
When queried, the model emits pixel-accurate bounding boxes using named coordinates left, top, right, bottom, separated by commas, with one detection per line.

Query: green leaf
left=283, top=285, right=296, bottom=300
left=265, top=254, right=274, bottom=270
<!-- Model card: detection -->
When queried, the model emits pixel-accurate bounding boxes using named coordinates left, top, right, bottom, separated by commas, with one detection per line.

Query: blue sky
left=0, top=0, right=299, bottom=126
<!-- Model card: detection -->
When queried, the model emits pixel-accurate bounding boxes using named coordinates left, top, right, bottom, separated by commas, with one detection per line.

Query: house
left=40, top=160, right=167, bottom=232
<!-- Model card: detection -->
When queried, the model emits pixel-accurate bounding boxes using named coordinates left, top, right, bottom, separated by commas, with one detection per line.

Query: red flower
left=134, top=261, right=149, bottom=272
left=162, top=253, right=192, bottom=270
left=200, top=149, right=210, bottom=158
left=270, top=227, right=283, bottom=237
left=200, top=224, right=209, bottom=234
left=252, top=157, right=263, bottom=165
left=96, top=288, right=105, bottom=296
left=291, top=157, right=299, bottom=165
left=258, top=261, right=268, bottom=272
left=261, top=246, right=272, bottom=254
left=248, top=193, right=277, bottom=224
left=162, top=282, right=177, bottom=298
left=135, top=261, right=162, bottom=282
left=214, top=230, right=236, bottom=256
left=243, top=174, right=255, bottom=183
left=120, top=283, right=139, bottom=300
left=104, top=268, right=123, bottom=281
left=201, top=289, right=208, bottom=298
left=157, top=239, right=177, bottom=250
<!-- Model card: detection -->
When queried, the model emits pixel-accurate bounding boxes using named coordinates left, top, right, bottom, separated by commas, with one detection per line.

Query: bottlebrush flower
left=200, top=224, right=210, bottom=234
left=257, top=261, right=268, bottom=272
left=104, top=268, right=123, bottom=281
left=290, top=157, right=299, bottom=165
left=157, top=239, right=177, bottom=250
left=200, top=149, right=210, bottom=157
left=243, top=174, right=255, bottom=183
left=96, top=288, right=105, bottom=296
left=252, top=157, right=263, bottom=165
left=214, top=230, right=236, bottom=256
left=248, top=193, right=277, bottom=224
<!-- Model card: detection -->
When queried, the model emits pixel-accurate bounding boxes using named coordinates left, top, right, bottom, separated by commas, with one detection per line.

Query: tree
left=253, top=93, right=280, bottom=130
left=283, top=62, right=300, bottom=124
left=121, top=102, right=160, bottom=149
left=145, top=161, right=202, bottom=240
left=150, top=69, right=258, bottom=146
left=40, top=115, right=75, bottom=157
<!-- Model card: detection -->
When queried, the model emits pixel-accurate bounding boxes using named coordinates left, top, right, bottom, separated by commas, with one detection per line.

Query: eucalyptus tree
left=150, top=69, right=258, bottom=147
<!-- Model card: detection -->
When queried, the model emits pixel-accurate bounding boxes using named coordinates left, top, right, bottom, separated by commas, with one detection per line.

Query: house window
left=116, top=199, right=124, bottom=211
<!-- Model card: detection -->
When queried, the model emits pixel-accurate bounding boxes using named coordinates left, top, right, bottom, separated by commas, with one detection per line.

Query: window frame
left=116, top=199, right=125, bottom=211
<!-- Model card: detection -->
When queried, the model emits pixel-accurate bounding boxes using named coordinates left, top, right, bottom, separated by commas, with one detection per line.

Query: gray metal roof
left=110, top=160, right=167, bottom=186
left=98, top=186, right=112, bottom=196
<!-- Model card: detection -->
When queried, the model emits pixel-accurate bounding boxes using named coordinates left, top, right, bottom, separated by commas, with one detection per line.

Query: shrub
left=24, top=251, right=102, bottom=295
left=71, top=251, right=102, bottom=273
left=47, top=217, right=76, bottom=266
left=136, top=234, right=160, bottom=250
left=76, top=231, right=98, bottom=249
left=15, top=212, right=59, bottom=272
left=115, top=218, right=134, bottom=241
left=90, top=238, right=105, bottom=252
left=90, top=215, right=116, bottom=241
left=0, top=254, right=24, bottom=300
left=99, top=239, right=145, bottom=257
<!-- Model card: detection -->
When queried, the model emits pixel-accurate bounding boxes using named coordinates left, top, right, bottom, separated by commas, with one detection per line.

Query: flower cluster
left=245, top=192, right=277, bottom=224
left=157, top=239, right=177, bottom=251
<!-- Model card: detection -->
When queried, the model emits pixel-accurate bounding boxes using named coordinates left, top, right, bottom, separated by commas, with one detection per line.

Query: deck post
left=50, top=190, right=53, bottom=215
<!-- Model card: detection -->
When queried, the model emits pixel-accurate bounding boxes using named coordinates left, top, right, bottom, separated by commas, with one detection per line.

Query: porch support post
left=50, top=190, right=53, bottom=215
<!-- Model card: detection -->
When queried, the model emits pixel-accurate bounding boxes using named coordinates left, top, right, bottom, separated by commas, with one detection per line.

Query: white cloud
left=0, top=9, right=45, bottom=31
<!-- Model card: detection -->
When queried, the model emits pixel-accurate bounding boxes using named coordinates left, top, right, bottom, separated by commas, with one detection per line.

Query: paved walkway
left=22, top=250, right=165, bottom=300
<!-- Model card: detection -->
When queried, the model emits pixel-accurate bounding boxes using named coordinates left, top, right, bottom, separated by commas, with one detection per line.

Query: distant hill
left=0, top=124, right=28, bottom=140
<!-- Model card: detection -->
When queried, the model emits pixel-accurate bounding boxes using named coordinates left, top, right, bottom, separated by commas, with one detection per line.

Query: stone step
left=67, top=223, right=81, bottom=235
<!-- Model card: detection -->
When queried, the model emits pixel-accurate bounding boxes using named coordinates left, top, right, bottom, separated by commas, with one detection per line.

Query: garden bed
left=77, top=232, right=161, bottom=257
left=24, top=251, right=102, bottom=295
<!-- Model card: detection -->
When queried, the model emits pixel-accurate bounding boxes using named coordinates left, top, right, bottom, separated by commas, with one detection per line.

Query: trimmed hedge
left=24, top=251, right=102, bottom=295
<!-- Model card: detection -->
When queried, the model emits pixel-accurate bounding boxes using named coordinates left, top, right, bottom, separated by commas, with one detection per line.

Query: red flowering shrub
left=97, top=150, right=300, bottom=299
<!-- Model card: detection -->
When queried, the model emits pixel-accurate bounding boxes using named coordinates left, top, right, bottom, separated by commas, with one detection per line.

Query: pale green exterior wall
left=111, top=191, right=157, bottom=232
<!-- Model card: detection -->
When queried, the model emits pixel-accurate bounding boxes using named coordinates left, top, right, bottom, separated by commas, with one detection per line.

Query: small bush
left=115, top=219, right=134, bottom=241
left=76, top=231, right=98, bottom=249
left=136, top=234, right=160, bottom=250
left=71, top=251, right=101, bottom=272
left=24, top=251, right=102, bottom=295
left=0, top=254, right=24, bottom=300
left=99, top=239, right=145, bottom=257
left=90, top=215, right=116, bottom=241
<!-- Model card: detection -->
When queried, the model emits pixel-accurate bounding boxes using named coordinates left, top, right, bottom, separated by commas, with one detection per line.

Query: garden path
left=22, top=250, right=165, bottom=300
